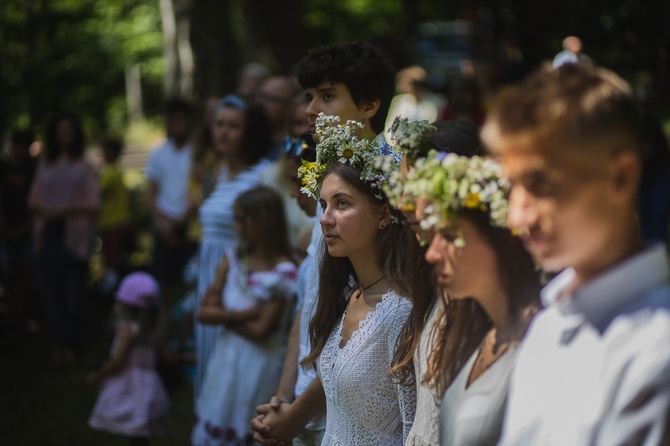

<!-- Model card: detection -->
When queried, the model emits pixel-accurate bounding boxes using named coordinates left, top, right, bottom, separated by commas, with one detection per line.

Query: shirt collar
left=543, top=244, right=670, bottom=333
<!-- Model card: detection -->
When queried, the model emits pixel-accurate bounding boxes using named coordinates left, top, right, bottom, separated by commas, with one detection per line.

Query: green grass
left=0, top=305, right=195, bottom=445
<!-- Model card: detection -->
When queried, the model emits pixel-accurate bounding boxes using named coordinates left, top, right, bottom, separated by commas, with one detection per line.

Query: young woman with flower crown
left=385, top=117, right=482, bottom=446
left=396, top=150, right=543, bottom=446
left=254, top=114, right=432, bottom=446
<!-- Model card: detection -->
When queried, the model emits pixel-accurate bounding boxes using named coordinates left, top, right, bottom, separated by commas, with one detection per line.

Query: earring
left=379, top=223, right=386, bottom=229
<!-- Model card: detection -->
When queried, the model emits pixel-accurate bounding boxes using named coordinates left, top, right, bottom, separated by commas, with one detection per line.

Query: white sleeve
left=385, top=302, right=416, bottom=444
left=596, top=311, right=670, bottom=446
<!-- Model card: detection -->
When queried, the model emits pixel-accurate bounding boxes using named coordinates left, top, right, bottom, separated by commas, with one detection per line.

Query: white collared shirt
left=499, top=244, right=670, bottom=446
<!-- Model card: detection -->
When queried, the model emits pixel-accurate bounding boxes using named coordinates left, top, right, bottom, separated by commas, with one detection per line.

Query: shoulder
left=273, top=260, right=298, bottom=278
left=378, top=290, right=413, bottom=324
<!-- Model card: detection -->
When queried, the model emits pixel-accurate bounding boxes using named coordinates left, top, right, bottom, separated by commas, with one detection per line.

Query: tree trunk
left=176, top=0, right=194, bottom=98
left=125, top=64, right=144, bottom=121
left=190, top=0, right=241, bottom=102
left=159, top=0, right=179, bottom=96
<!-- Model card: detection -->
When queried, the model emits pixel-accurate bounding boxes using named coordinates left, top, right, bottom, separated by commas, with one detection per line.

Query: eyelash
left=318, top=200, right=349, bottom=211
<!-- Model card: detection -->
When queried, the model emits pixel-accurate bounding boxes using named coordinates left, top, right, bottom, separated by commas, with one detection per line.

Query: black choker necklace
left=355, top=275, right=385, bottom=299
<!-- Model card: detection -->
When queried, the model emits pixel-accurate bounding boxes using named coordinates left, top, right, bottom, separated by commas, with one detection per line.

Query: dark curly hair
left=295, top=42, right=395, bottom=134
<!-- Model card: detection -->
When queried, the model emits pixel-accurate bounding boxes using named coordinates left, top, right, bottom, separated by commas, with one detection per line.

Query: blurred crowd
left=2, top=36, right=670, bottom=446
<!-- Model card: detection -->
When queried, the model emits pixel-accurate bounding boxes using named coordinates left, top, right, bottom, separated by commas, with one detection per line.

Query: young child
left=192, top=185, right=299, bottom=445
left=98, top=138, right=131, bottom=292
left=87, top=272, right=170, bottom=446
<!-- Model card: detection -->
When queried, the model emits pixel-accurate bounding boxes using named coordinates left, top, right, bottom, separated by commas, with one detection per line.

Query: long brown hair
left=424, top=209, right=543, bottom=395
left=300, top=162, right=434, bottom=382
left=233, top=186, right=293, bottom=262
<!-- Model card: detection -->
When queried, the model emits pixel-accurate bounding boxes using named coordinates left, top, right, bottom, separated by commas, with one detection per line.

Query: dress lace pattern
left=317, top=290, right=416, bottom=446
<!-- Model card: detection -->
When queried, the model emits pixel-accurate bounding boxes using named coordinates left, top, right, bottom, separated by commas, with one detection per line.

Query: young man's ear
left=359, top=98, right=381, bottom=120
left=608, top=151, right=641, bottom=203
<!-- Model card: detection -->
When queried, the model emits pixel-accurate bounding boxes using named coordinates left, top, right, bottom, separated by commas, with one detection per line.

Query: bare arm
left=275, top=310, right=301, bottom=402
left=224, top=298, right=286, bottom=342
left=86, top=324, right=134, bottom=385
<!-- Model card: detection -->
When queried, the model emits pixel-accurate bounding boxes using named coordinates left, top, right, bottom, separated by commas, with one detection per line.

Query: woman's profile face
left=319, top=173, right=384, bottom=260
left=212, top=107, right=246, bottom=156
left=424, top=216, right=500, bottom=301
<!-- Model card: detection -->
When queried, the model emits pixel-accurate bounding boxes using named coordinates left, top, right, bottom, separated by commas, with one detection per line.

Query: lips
left=436, top=273, right=451, bottom=286
left=324, top=233, right=339, bottom=243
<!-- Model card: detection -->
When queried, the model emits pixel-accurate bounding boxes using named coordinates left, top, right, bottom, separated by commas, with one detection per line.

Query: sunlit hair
left=233, top=185, right=293, bottom=262
left=295, top=42, right=395, bottom=134
left=43, top=112, right=85, bottom=162
left=482, top=62, right=643, bottom=158
left=300, top=162, right=433, bottom=383
left=424, top=209, right=542, bottom=394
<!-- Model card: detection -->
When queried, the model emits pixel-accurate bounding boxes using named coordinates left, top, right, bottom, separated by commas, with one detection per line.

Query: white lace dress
left=406, top=303, right=442, bottom=446
left=317, top=290, right=416, bottom=446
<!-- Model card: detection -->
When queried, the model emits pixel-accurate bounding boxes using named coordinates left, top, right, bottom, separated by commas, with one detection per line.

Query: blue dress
left=194, top=160, right=269, bottom=398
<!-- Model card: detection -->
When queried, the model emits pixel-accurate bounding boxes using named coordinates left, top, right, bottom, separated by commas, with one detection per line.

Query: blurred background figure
left=385, top=65, right=442, bottom=136
left=260, top=95, right=314, bottom=252
left=256, top=76, right=298, bottom=161
left=98, top=137, right=132, bottom=299
left=440, top=78, right=486, bottom=127
left=194, top=95, right=272, bottom=399
left=145, top=97, right=196, bottom=330
left=87, top=271, right=170, bottom=446
left=236, top=62, right=271, bottom=102
left=552, top=36, right=591, bottom=68
left=0, top=129, right=38, bottom=337
left=29, top=112, right=100, bottom=362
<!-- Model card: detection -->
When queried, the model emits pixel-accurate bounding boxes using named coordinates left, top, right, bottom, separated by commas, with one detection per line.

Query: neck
left=573, top=213, right=644, bottom=287
left=349, top=250, right=384, bottom=293
left=226, top=154, right=247, bottom=177
left=172, top=137, right=187, bottom=149
left=475, top=289, right=514, bottom=336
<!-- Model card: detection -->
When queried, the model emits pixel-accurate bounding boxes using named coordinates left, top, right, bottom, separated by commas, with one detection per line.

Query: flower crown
left=389, top=116, right=437, bottom=159
left=298, top=113, right=400, bottom=200
left=389, top=150, right=510, bottom=236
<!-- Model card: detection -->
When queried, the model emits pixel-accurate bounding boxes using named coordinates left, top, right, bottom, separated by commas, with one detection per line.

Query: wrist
left=225, top=311, right=237, bottom=325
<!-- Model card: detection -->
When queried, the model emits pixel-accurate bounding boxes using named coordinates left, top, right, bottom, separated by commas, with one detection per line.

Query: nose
left=320, top=204, right=334, bottom=228
left=424, top=234, right=444, bottom=265
left=507, top=186, right=538, bottom=231
left=304, top=99, right=317, bottom=122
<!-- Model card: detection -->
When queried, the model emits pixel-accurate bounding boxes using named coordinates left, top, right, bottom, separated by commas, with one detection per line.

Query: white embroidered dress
left=317, top=290, right=416, bottom=446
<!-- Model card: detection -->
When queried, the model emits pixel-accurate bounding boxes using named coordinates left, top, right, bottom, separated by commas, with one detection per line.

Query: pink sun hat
left=115, top=272, right=160, bottom=308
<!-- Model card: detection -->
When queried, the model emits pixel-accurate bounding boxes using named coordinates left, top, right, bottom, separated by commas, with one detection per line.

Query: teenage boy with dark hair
left=482, top=63, right=670, bottom=445
left=251, top=41, right=395, bottom=446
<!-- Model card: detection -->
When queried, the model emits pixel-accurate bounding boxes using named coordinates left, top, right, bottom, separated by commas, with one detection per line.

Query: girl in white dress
left=398, top=152, right=543, bottom=446
left=192, top=186, right=298, bottom=446
left=254, top=115, right=432, bottom=445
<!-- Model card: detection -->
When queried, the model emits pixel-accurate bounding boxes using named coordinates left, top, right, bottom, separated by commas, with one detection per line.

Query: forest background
left=2, top=0, right=670, bottom=140
left=2, top=1, right=670, bottom=444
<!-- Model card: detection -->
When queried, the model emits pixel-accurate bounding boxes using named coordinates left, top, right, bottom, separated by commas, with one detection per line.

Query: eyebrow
left=316, top=86, right=336, bottom=94
left=319, top=192, right=355, bottom=201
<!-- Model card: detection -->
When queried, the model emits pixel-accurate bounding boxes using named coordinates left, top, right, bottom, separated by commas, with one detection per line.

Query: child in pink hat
left=87, top=272, right=170, bottom=445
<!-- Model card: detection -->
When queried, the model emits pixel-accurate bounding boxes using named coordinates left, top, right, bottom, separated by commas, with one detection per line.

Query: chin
left=535, top=252, right=569, bottom=274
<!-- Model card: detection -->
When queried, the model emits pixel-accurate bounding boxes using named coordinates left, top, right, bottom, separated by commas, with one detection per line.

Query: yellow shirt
left=99, top=164, right=130, bottom=229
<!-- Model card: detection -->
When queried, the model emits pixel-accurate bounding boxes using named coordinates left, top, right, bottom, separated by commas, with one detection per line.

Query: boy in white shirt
left=482, top=62, right=670, bottom=445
